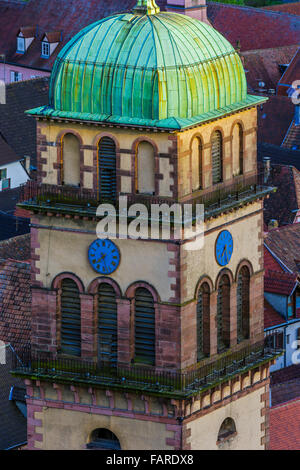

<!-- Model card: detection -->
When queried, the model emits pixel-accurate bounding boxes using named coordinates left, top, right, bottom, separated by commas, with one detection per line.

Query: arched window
left=191, top=137, right=203, bottom=191
left=237, top=266, right=250, bottom=343
left=211, top=131, right=222, bottom=185
left=60, top=279, right=81, bottom=357
left=217, top=274, right=230, bottom=353
left=232, top=124, right=243, bottom=176
left=62, top=133, right=80, bottom=186
left=217, top=418, right=237, bottom=442
left=98, top=283, right=118, bottom=367
left=87, top=428, right=121, bottom=450
left=136, top=141, right=155, bottom=195
left=98, top=137, right=117, bottom=200
left=197, top=282, right=210, bottom=361
left=134, top=287, right=155, bottom=365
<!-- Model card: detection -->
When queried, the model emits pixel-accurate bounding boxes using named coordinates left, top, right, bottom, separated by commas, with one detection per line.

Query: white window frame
left=10, top=71, right=22, bottom=82
left=41, top=41, right=50, bottom=58
left=17, top=36, right=25, bottom=53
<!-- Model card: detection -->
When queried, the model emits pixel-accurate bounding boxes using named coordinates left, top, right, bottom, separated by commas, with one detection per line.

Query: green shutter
left=212, top=131, right=222, bottom=184
left=237, top=273, right=243, bottom=343
left=197, top=290, right=204, bottom=361
left=98, top=137, right=116, bottom=200
left=134, top=288, right=155, bottom=365
left=98, top=284, right=118, bottom=366
left=61, top=279, right=81, bottom=357
left=217, top=276, right=230, bottom=353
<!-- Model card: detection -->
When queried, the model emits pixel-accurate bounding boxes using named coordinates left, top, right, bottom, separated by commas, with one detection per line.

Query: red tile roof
left=278, top=48, right=300, bottom=97
left=263, top=2, right=300, bottom=16
left=257, top=95, right=294, bottom=147
left=264, top=269, right=297, bottom=296
left=264, top=246, right=285, bottom=272
left=242, top=45, right=298, bottom=94
left=207, top=2, right=300, bottom=52
left=271, top=364, right=300, bottom=386
left=264, top=299, right=285, bottom=329
left=270, top=398, right=300, bottom=450
left=265, top=223, right=300, bottom=274
left=0, top=134, right=19, bottom=166
left=0, top=0, right=166, bottom=72
left=262, top=164, right=300, bottom=227
left=0, top=234, right=30, bottom=262
left=0, top=259, right=31, bottom=352
left=282, top=120, right=300, bottom=151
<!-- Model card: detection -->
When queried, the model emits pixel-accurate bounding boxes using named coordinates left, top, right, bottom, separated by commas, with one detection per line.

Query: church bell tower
left=15, top=0, right=281, bottom=450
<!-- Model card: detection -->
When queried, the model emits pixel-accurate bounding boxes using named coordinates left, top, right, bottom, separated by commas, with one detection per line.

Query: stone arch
left=88, top=277, right=122, bottom=297
left=57, top=131, right=83, bottom=187
left=135, top=141, right=156, bottom=195
left=87, top=428, right=121, bottom=450
left=231, top=121, right=244, bottom=176
left=125, top=281, right=160, bottom=303
left=235, top=259, right=254, bottom=282
left=190, top=134, right=204, bottom=191
left=210, top=128, right=223, bottom=185
left=195, top=275, right=214, bottom=300
left=215, top=268, right=234, bottom=290
left=52, top=272, right=85, bottom=293
left=217, top=417, right=237, bottom=442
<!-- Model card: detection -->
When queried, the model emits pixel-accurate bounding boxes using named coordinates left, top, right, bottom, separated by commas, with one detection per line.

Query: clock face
left=215, top=230, right=233, bottom=266
left=88, top=239, right=120, bottom=275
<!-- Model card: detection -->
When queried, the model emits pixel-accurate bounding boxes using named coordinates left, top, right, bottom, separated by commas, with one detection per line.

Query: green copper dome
left=28, top=1, right=265, bottom=129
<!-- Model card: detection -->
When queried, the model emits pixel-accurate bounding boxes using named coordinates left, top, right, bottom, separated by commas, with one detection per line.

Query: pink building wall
left=0, top=63, right=50, bottom=85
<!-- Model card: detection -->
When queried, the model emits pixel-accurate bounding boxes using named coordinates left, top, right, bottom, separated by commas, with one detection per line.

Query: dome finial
left=133, top=0, right=160, bottom=15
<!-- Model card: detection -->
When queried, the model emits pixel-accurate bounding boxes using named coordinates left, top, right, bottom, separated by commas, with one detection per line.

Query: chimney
left=268, top=219, right=278, bottom=230
left=263, top=156, right=271, bottom=183
left=166, top=0, right=210, bottom=25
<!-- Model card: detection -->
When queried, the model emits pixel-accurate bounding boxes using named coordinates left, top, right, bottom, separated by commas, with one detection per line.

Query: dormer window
left=41, top=32, right=61, bottom=59
left=41, top=41, right=50, bottom=58
left=17, top=36, right=25, bottom=54
left=16, top=27, right=36, bottom=54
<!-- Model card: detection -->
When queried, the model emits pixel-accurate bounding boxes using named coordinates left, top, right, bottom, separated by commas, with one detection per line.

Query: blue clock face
left=88, top=239, right=120, bottom=275
left=215, top=230, right=233, bottom=266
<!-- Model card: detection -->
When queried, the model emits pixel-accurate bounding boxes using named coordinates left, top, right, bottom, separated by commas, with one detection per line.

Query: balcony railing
left=12, top=333, right=282, bottom=398
left=18, top=173, right=273, bottom=219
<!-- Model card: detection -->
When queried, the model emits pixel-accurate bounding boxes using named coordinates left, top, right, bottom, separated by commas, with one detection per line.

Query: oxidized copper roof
left=27, top=0, right=266, bottom=129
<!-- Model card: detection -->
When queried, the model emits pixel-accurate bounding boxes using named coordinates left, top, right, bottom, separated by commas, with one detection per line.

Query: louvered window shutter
left=134, top=288, right=155, bottom=365
left=212, top=131, right=222, bottom=185
left=60, top=279, right=81, bottom=357
left=98, top=283, right=118, bottom=367
left=237, top=268, right=250, bottom=343
left=217, top=276, right=230, bottom=353
left=98, top=137, right=116, bottom=200
left=197, top=289, right=204, bottom=361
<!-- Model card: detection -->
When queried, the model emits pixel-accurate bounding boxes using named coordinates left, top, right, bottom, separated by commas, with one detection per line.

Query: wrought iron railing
left=18, top=172, right=271, bottom=217
left=12, top=333, right=282, bottom=397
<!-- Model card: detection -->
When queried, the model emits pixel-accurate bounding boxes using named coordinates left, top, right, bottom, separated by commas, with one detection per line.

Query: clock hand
left=97, top=253, right=106, bottom=263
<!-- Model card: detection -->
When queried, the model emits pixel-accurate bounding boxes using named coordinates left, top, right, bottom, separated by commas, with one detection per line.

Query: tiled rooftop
left=0, top=233, right=31, bottom=262
left=0, top=258, right=31, bottom=352
left=264, top=299, right=285, bottom=329
left=207, top=2, right=300, bottom=52
left=262, top=164, right=300, bottom=227
left=264, top=270, right=297, bottom=296
left=0, top=78, right=49, bottom=166
left=264, top=223, right=300, bottom=274
left=269, top=398, right=300, bottom=450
